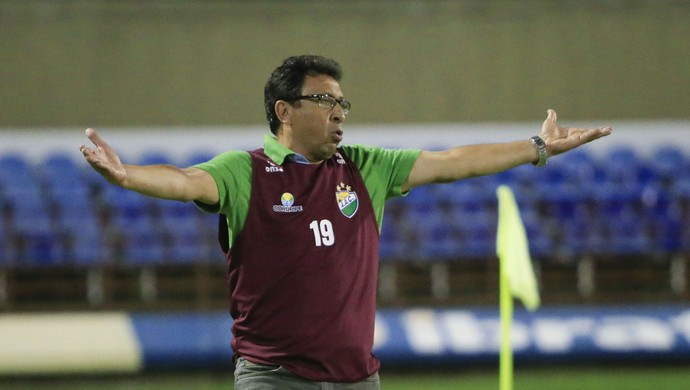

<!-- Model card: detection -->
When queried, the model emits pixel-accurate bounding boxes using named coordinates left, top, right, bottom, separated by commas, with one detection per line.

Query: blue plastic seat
left=597, top=185, right=642, bottom=218
left=557, top=223, right=587, bottom=257
left=0, top=153, right=32, bottom=175
left=414, top=208, right=465, bottom=261
left=102, top=186, right=151, bottom=227
left=649, top=145, right=687, bottom=182
left=119, top=223, right=166, bottom=265
left=649, top=211, right=682, bottom=254
left=399, top=185, right=439, bottom=215
left=70, top=229, right=107, bottom=265
left=53, top=202, right=106, bottom=265
left=159, top=198, right=197, bottom=221
left=521, top=210, right=554, bottom=258
left=378, top=197, right=412, bottom=261
left=600, top=207, right=652, bottom=257
left=454, top=209, right=496, bottom=260
left=13, top=223, right=65, bottom=266
left=0, top=217, right=10, bottom=265
left=19, top=235, right=64, bottom=265
left=40, top=152, right=82, bottom=176
left=379, top=223, right=403, bottom=261
left=507, top=164, right=536, bottom=190
left=445, top=180, right=495, bottom=215
left=165, top=218, right=207, bottom=264
left=7, top=191, right=52, bottom=237
left=183, top=150, right=217, bottom=167
left=5, top=180, right=61, bottom=265
left=137, top=151, right=176, bottom=166
left=41, top=156, right=88, bottom=196
left=49, top=185, right=92, bottom=214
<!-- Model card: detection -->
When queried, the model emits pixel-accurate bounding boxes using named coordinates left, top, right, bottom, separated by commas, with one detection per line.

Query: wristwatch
left=530, top=136, right=548, bottom=167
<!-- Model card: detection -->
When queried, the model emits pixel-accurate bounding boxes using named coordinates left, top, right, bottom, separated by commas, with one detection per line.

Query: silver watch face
left=531, top=136, right=547, bottom=166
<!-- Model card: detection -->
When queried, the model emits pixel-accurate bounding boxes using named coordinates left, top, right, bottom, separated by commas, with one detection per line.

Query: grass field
left=1, top=365, right=689, bottom=390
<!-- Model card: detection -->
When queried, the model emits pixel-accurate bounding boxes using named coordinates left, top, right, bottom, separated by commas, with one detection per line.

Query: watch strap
left=530, top=135, right=548, bottom=167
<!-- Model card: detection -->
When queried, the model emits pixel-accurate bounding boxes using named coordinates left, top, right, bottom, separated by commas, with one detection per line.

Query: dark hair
left=264, top=55, right=343, bottom=134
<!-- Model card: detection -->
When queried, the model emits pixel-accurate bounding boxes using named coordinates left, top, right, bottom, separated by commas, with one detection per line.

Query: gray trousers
left=234, top=357, right=380, bottom=390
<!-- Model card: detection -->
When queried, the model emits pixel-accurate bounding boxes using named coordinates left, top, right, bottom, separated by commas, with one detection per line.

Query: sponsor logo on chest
left=273, top=192, right=303, bottom=213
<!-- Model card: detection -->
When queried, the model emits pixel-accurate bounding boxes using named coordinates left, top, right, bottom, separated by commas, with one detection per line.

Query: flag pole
left=499, top=258, right=514, bottom=390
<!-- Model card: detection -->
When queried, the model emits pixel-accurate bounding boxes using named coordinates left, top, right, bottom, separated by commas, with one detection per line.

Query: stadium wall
left=1, top=306, right=690, bottom=375
left=2, top=2, right=690, bottom=127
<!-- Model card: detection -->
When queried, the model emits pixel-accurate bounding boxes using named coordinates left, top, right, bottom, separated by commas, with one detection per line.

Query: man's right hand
left=79, top=128, right=127, bottom=186
left=78, top=128, right=219, bottom=205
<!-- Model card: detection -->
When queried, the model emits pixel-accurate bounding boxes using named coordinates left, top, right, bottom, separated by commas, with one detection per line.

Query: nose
left=331, top=105, right=345, bottom=123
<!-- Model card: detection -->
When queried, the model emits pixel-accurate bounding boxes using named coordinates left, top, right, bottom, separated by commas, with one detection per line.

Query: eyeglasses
left=291, top=94, right=351, bottom=115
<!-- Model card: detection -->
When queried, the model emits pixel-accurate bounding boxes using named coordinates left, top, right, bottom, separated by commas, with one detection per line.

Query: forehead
left=301, top=74, right=343, bottom=97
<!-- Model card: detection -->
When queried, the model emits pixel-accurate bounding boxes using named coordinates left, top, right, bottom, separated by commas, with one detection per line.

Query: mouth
left=331, top=130, right=343, bottom=143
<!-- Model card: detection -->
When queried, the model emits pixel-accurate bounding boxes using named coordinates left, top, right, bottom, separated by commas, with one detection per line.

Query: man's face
left=288, top=74, right=346, bottom=162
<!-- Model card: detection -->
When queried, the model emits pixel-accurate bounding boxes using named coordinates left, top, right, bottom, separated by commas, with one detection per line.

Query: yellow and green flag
left=496, top=185, right=541, bottom=390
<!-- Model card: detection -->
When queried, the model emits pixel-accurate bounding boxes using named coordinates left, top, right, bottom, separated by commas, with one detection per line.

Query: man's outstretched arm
left=79, top=128, right=219, bottom=205
left=403, top=109, right=612, bottom=191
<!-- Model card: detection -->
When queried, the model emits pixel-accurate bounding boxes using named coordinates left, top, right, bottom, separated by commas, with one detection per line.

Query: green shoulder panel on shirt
left=340, top=144, right=421, bottom=230
left=192, top=150, right=252, bottom=250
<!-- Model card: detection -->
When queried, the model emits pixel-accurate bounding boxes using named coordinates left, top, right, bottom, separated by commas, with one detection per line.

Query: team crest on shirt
left=335, top=182, right=359, bottom=218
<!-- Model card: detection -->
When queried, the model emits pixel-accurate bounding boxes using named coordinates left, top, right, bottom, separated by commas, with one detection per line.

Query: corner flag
left=496, top=185, right=540, bottom=311
left=496, top=185, right=541, bottom=390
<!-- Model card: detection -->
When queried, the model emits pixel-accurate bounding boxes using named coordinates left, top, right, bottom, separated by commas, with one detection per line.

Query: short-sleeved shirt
left=195, top=135, right=420, bottom=249
left=193, top=135, right=420, bottom=381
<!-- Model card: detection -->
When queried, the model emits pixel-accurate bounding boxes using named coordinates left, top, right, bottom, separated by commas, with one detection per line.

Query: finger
left=79, top=141, right=98, bottom=155
left=85, top=128, right=109, bottom=148
left=546, top=109, right=557, bottom=123
left=580, top=127, right=613, bottom=143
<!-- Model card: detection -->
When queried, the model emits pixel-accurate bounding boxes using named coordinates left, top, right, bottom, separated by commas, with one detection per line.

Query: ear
left=275, top=100, right=292, bottom=125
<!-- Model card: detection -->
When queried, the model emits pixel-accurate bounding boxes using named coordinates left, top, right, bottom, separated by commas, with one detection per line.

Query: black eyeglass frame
left=289, top=94, right=351, bottom=115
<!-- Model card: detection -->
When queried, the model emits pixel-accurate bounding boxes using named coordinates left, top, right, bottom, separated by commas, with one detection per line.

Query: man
left=80, top=54, right=612, bottom=389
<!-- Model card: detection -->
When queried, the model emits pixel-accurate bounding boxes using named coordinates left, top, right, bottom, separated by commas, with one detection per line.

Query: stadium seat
left=379, top=223, right=403, bottom=261
left=137, top=150, right=176, bottom=166
left=378, top=198, right=408, bottom=261
left=597, top=206, right=653, bottom=257
left=6, top=191, right=52, bottom=238
left=0, top=217, right=10, bottom=265
left=118, top=222, right=166, bottom=265
left=164, top=217, right=207, bottom=264
left=158, top=197, right=198, bottom=221
left=649, top=211, right=683, bottom=255
left=649, top=145, right=687, bottom=184
left=57, top=205, right=107, bottom=265
left=400, top=184, right=439, bottom=215
left=16, top=231, right=65, bottom=265
left=40, top=156, right=88, bottom=194
left=521, top=210, right=554, bottom=258
left=454, top=209, right=496, bottom=260
left=0, top=143, right=687, bottom=270
left=444, top=180, right=495, bottom=215
left=183, top=150, right=217, bottom=167
left=40, top=152, right=81, bottom=174
left=0, top=153, right=32, bottom=175
left=102, top=186, right=151, bottom=228
left=415, top=208, right=465, bottom=261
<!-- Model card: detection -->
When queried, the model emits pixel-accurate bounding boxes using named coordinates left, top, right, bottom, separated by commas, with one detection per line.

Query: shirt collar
left=263, top=134, right=311, bottom=165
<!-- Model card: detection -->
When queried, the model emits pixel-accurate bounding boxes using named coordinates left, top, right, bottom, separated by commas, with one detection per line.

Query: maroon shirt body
left=221, top=149, right=381, bottom=382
